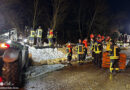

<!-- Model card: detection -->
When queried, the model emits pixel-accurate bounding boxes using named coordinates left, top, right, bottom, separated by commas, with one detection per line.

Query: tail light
left=0, top=43, right=10, bottom=49
left=0, top=77, right=2, bottom=82
left=0, top=77, right=3, bottom=86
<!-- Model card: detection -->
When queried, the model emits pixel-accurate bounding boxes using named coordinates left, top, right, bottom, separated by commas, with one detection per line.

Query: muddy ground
left=24, top=48, right=130, bottom=90
left=25, top=63, right=130, bottom=90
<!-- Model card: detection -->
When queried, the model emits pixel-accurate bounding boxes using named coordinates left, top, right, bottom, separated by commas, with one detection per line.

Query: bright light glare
left=23, top=39, right=27, bottom=43
left=1, top=43, right=7, bottom=48
left=6, top=40, right=12, bottom=44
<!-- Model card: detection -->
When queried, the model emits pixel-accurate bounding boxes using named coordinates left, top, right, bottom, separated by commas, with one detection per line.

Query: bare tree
left=87, top=0, right=109, bottom=35
left=78, top=1, right=82, bottom=38
left=33, top=0, right=39, bottom=29
left=50, top=0, right=69, bottom=30
left=0, top=0, right=23, bottom=32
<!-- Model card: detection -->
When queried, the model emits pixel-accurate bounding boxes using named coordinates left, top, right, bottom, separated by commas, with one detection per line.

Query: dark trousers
left=67, top=55, right=72, bottom=61
left=110, top=59, right=119, bottom=68
left=83, top=48, right=87, bottom=60
left=78, top=54, right=84, bottom=61
left=37, top=37, right=42, bottom=46
left=95, top=53, right=102, bottom=67
left=92, top=52, right=95, bottom=63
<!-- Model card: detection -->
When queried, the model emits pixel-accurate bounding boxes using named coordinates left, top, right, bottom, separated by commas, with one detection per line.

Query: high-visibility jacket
left=77, top=43, right=85, bottom=54
left=36, top=29, right=43, bottom=38
left=110, top=45, right=120, bottom=59
left=106, top=39, right=112, bottom=51
left=101, top=36, right=105, bottom=40
left=93, top=42, right=101, bottom=54
left=90, top=34, right=94, bottom=39
left=30, top=30, right=35, bottom=37
left=82, top=40, right=88, bottom=48
left=49, top=29, right=53, bottom=37
left=96, top=39, right=102, bottom=43
left=66, top=45, right=72, bottom=56
left=90, top=40, right=94, bottom=50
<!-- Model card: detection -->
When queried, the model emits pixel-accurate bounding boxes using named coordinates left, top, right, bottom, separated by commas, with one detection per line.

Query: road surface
left=24, top=48, right=130, bottom=90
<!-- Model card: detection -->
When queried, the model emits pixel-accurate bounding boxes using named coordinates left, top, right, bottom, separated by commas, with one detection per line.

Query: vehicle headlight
left=23, top=39, right=28, bottom=43
left=6, top=40, right=12, bottom=44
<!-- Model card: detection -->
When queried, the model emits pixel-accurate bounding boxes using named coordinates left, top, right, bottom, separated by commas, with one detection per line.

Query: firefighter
left=101, top=35, right=105, bottom=53
left=105, top=36, right=112, bottom=52
left=93, top=34, right=102, bottom=68
left=101, top=35, right=105, bottom=45
left=66, top=42, right=73, bottom=65
left=47, top=28, right=54, bottom=47
left=90, top=34, right=95, bottom=59
left=29, top=28, right=35, bottom=46
left=76, top=39, right=85, bottom=64
left=109, top=33, right=120, bottom=73
left=82, top=38, right=88, bottom=60
left=90, top=34, right=94, bottom=49
left=36, top=26, right=43, bottom=47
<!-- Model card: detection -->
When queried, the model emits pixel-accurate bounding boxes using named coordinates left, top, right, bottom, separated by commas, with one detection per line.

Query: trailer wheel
left=2, top=53, right=23, bottom=87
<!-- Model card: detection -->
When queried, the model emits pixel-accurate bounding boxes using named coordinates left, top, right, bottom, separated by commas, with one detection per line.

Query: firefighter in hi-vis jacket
left=29, top=28, right=35, bottom=46
left=82, top=38, right=88, bottom=60
left=93, top=34, right=102, bottom=68
left=90, top=34, right=95, bottom=62
left=36, top=26, right=43, bottom=46
left=109, top=39, right=120, bottom=73
left=105, top=36, right=112, bottom=52
left=76, top=39, right=85, bottom=65
left=47, top=28, right=54, bottom=47
left=66, top=42, right=73, bottom=65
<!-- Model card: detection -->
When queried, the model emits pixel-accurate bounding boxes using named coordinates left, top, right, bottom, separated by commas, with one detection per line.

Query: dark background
left=0, top=0, right=129, bottom=43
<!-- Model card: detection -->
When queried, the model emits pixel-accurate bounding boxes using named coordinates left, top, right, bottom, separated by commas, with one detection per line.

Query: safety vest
left=37, top=29, right=43, bottom=38
left=90, top=34, right=94, bottom=39
left=106, top=40, right=112, bottom=51
left=49, top=30, right=53, bottom=37
left=110, top=45, right=120, bottom=59
left=94, top=42, right=101, bottom=54
left=66, top=45, right=72, bottom=56
left=90, top=40, right=94, bottom=50
left=30, top=30, right=35, bottom=37
left=77, top=44, right=84, bottom=54
left=82, top=40, right=88, bottom=48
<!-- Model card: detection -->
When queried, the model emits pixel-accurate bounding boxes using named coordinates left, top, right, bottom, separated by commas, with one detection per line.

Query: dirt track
left=25, top=48, right=130, bottom=90
left=25, top=62, right=130, bottom=90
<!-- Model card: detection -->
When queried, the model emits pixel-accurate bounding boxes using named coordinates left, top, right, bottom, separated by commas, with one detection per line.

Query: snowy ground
left=29, top=47, right=66, bottom=63
left=25, top=64, right=65, bottom=79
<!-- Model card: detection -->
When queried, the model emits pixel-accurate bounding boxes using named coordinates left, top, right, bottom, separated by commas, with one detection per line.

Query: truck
left=0, top=39, right=29, bottom=87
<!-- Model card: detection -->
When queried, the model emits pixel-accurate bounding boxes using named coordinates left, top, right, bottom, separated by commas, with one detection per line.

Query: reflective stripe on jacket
left=110, top=45, right=120, bottom=59
left=77, top=44, right=84, bottom=54
left=66, top=45, right=72, bottom=56
left=94, top=42, right=101, bottom=54
left=37, top=29, right=43, bottom=38
left=30, top=31, right=35, bottom=37
left=106, top=40, right=112, bottom=51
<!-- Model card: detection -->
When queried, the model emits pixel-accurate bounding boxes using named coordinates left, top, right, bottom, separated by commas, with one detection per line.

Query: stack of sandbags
left=102, top=52, right=127, bottom=70
left=119, top=53, right=126, bottom=69
left=102, top=52, right=110, bottom=68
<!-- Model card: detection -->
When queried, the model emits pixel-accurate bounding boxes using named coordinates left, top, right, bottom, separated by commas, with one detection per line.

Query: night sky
left=108, top=0, right=130, bottom=34
left=108, top=0, right=130, bottom=13
left=1, top=0, right=130, bottom=43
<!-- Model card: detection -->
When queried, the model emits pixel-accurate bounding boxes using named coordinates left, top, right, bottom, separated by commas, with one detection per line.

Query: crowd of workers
left=66, top=33, right=125, bottom=73
left=29, top=26, right=54, bottom=47
left=28, top=26, right=128, bottom=73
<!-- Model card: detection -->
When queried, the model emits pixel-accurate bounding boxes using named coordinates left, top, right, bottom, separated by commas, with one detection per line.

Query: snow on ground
left=25, top=64, right=65, bottom=79
left=29, top=47, right=66, bottom=62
